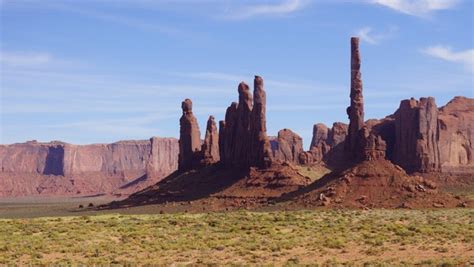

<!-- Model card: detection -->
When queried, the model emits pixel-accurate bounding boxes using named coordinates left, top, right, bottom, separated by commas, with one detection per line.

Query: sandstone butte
left=1, top=37, right=473, bottom=198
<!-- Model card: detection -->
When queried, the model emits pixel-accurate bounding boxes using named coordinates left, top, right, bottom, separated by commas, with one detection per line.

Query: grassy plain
left=0, top=209, right=472, bottom=265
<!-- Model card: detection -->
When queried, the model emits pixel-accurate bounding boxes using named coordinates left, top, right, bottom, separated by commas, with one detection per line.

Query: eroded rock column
left=346, top=37, right=365, bottom=155
left=178, top=99, right=201, bottom=171
left=201, top=115, right=220, bottom=165
left=250, top=76, right=273, bottom=168
left=234, top=82, right=253, bottom=166
left=219, top=76, right=272, bottom=169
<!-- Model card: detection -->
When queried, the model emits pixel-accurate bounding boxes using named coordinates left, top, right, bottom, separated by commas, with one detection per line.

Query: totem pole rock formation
left=201, top=116, right=220, bottom=165
left=220, top=76, right=272, bottom=168
left=393, top=97, right=440, bottom=172
left=220, top=102, right=237, bottom=165
left=234, top=82, right=253, bottom=166
left=178, top=99, right=201, bottom=171
left=250, top=76, right=273, bottom=168
left=345, top=37, right=365, bottom=156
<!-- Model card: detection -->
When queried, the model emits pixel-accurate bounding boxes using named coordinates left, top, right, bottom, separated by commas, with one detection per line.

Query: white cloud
left=422, top=45, right=474, bottom=72
left=370, top=0, right=460, bottom=16
left=0, top=51, right=52, bottom=67
left=222, top=0, right=309, bottom=20
left=355, top=26, right=398, bottom=45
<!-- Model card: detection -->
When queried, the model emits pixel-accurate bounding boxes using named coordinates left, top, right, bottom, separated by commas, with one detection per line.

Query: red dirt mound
left=280, top=160, right=470, bottom=209
left=106, top=160, right=470, bottom=212
left=107, top=163, right=311, bottom=210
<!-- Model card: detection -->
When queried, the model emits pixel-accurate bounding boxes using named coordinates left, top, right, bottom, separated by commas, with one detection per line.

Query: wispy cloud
left=169, top=71, right=340, bottom=92
left=0, top=51, right=52, bottom=67
left=370, top=0, right=460, bottom=17
left=355, top=26, right=398, bottom=45
left=222, top=0, right=310, bottom=20
left=422, top=45, right=474, bottom=72
left=0, top=50, right=87, bottom=71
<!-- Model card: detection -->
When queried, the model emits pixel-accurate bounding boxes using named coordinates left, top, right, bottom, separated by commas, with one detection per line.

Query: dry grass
left=0, top=209, right=473, bottom=265
left=295, top=165, right=331, bottom=182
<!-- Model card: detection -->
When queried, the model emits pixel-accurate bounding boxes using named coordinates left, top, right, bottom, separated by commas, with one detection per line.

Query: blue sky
left=1, top=0, right=473, bottom=148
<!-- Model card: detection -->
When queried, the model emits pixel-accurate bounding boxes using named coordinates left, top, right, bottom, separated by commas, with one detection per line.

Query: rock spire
left=178, top=99, right=201, bottom=171
left=346, top=37, right=365, bottom=155
left=201, top=115, right=220, bottom=165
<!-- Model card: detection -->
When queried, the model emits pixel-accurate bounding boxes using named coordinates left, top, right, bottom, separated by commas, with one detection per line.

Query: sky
left=0, top=0, right=473, bottom=148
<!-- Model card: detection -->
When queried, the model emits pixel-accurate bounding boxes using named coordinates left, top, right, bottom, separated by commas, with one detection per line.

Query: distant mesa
left=0, top=138, right=178, bottom=197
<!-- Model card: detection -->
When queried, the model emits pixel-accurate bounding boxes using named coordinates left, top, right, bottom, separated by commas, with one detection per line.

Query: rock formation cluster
left=174, top=35, right=472, bottom=176
left=219, top=77, right=274, bottom=168
left=178, top=76, right=273, bottom=171
left=304, top=37, right=473, bottom=174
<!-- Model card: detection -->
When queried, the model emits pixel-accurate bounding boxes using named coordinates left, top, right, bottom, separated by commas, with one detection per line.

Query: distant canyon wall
left=0, top=137, right=178, bottom=197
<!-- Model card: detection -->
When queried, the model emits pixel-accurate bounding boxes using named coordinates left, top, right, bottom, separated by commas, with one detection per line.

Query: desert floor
left=0, top=204, right=472, bottom=265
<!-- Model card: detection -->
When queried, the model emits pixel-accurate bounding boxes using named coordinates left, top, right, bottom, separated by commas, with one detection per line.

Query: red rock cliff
left=0, top=138, right=179, bottom=197
left=438, top=96, right=474, bottom=173
left=393, top=97, right=440, bottom=173
left=272, top=129, right=303, bottom=164
left=307, top=122, right=348, bottom=165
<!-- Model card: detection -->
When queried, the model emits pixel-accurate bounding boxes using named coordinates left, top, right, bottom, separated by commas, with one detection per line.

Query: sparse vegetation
left=0, top=209, right=473, bottom=265
left=295, top=165, right=331, bottom=182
